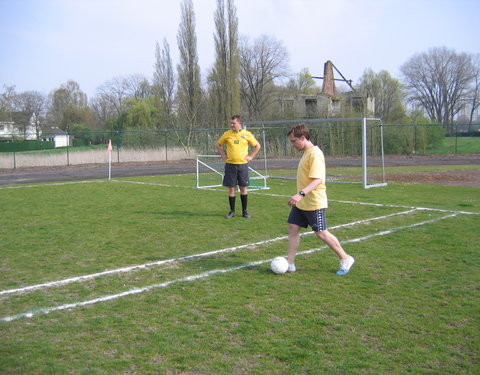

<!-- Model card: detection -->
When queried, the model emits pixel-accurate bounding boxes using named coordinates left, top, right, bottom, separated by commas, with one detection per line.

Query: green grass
left=430, top=136, right=480, bottom=154
left=0, top=172, right=479, bottom=374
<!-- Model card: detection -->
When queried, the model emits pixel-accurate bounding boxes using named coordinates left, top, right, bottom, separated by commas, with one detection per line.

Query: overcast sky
left=1, top=0, right=479, bottom=99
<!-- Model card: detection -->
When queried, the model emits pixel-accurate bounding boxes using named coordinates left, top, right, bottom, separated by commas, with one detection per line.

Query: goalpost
left=196, top=117, right=386, bottom=190
left=196, top=155, right=269, bottom=191
left=360, top=117, right=387, bottom=189
left=245, top=117, right=387, bottom=189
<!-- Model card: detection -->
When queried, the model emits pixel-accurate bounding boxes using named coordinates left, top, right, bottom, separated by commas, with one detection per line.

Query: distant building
left=0, top=121, right=16, bottom=138
left=42, top=127, right=71, bottom=148
left=0, top=113, right=71, bottom=147
left=278, top=61, right=375, bottom=118
left=0, top=112, right=38, bottom=140
left=278, top=93, right=341, bottom=118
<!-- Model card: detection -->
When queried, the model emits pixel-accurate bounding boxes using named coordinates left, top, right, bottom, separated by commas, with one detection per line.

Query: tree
left=47, top=80, right=91, bottom=131
left=16, top=91, right=46, bottom=137
left=208, top=0, right=240, bottom=126
left=0, top=85, right=18, bottom=121
left=176, top=0, right=203, bottom=129
left=123, top=98, right=159, bottom=129
left=286, top=68, right=317, bottom=94
left=153, top=38, right=176, bottom=128
left=95, top=77, right=130, bottom=118
left=90, top=95, right=118, bottom=130
left=357, top=69, right=406, bottom=122
left=401, top=47, right=476, bottom=130
left=467, top=54, right=480, bottom=128
left=124, top=74, right=151, bottom=100
left=239, top=35, right=289, bottom=120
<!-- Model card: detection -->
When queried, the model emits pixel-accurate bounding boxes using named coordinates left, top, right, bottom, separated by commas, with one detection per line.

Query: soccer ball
left=270, top=256, right=289, bottom=274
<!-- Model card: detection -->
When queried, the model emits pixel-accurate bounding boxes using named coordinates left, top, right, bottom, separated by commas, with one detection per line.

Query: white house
left=0, top=112, right=38, bottom=140
left=42, top=127, right=71, bottom=148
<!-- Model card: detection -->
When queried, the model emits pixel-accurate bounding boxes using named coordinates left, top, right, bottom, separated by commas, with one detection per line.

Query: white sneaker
left=336, top=255, right=355, bottom=275
left=287, top=263, right=296, bottom=273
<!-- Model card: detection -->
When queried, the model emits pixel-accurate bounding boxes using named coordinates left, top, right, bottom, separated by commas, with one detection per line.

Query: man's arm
left=288, top=178, right=323, bottom=206
left=245, top=143, right=261, bottom=162
left=216, top=143, right=227, bottom=161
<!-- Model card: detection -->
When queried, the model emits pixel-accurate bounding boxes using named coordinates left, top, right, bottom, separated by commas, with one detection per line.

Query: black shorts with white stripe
left=287, top=206, right=328, bottom=232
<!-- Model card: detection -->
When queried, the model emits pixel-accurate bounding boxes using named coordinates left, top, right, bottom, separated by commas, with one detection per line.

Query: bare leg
left=287, top=224, right=301, bottom=264
left=315, top=230, right=348, bottom=260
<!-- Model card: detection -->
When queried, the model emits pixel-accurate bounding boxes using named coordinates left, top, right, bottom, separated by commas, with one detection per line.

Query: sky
left=1, top=0, right=479, bottom=99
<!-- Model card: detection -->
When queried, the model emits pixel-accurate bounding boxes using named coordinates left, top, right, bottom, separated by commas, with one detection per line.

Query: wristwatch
left=299, top=191, right=306, bottom=197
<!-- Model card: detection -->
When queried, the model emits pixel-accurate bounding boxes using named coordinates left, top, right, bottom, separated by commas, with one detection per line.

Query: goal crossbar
left=245, top=117, right=387, bottom=189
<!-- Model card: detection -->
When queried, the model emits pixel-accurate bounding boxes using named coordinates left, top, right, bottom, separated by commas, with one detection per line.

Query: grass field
left=1, top=171, right=479, bottom=374
left=431, top=136, right=480, bottom=154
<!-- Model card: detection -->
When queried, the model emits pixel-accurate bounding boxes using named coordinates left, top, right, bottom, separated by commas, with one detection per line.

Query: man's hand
left=216, top=143, right=227, bottom=161
left=288, top=193, right=303, bottom=207
left=246, top=143, right=261, bottom=162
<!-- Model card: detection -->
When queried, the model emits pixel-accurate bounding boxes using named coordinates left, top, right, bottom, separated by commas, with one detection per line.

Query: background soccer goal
left=196, top=155, right=269, bottom=191
left=244, top=117, right=387, bottom=189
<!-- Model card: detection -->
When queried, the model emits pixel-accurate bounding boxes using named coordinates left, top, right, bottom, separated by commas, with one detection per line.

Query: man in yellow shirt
left=286, top=123, right=355, bottom=275
left=216, top=115, right=261, bottom=218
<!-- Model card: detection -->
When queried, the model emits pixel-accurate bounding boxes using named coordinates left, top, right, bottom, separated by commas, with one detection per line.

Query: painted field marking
left=115, top=179, right=479, bottom=216
left=2, top=177, right=478, bottom=216
left=0, top=180, right=105, bottom=189
left=0, top=208, right=418, bottom=297
left=1, top=178, right=476, bottom=298
left=0, top=212, right=459, bottom=322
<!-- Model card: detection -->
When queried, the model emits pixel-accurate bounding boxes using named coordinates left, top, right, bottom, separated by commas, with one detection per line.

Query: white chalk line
left=4, top=177, right=465, bottom=297
left=0, top=180, right=105, bottom=189
left=0, top=212, right=458, bottom=323
left=0, top=208, right=418, bottom=297
left=258, top=192, right=478, bottom=215
left=110, top=179, right=188, bottom=189
left=111, top=179, right=479, bottom=216
left=2, top=177, right=477, bottom=216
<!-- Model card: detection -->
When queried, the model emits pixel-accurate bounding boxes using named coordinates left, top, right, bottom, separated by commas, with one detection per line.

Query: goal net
left=196, top=155, right=269, bottom=191
left=245, top=117, right=387, bottom=189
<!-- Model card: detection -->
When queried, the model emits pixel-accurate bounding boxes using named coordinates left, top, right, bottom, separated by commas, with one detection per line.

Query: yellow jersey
left=296, top=145, right=328, bottom=210
left=217, top=129, right=259, bottom=165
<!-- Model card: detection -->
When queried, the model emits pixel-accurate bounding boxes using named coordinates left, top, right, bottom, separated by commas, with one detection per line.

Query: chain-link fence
left=0, top=121, right=478, bottom=169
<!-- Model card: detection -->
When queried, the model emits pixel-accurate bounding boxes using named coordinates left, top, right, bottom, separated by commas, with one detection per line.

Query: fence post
left=12, top=134, right=16, bottom=169
left=454, top=124, right=458, bottom=154
left=66, top=131, right=70, bottom=166
left=115, top=131, right=120, bottom=163
left=165, top=130, right=168, bottom=161
left=413, top=124, right=417, bottom=154
left=261, top=126, right=268, bottom=177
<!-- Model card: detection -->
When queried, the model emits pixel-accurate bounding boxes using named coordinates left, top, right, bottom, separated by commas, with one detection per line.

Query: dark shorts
left=223, top=163, right=250, bottom=187
left=288, top=206, right=328, bottom=232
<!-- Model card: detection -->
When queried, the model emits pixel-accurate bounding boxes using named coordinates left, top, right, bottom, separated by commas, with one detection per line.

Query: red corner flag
left=107, top=139, right=112, bottom=152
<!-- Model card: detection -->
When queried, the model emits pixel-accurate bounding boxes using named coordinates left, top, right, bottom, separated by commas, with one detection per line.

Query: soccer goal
left=196, top=155, right=269, bottom=191
left=245, top=117, right=387, bottom=189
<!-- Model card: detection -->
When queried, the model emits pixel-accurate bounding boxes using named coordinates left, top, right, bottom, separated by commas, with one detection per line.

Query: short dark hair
left=231, top=115, right=242, bottom=124
left=287, top=123, right=310, bottom=140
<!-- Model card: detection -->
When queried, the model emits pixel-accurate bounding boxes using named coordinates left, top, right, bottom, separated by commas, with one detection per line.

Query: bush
left=0, top=140, right=55, bottom=152
left=383, top=124, right=445, bottom=155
